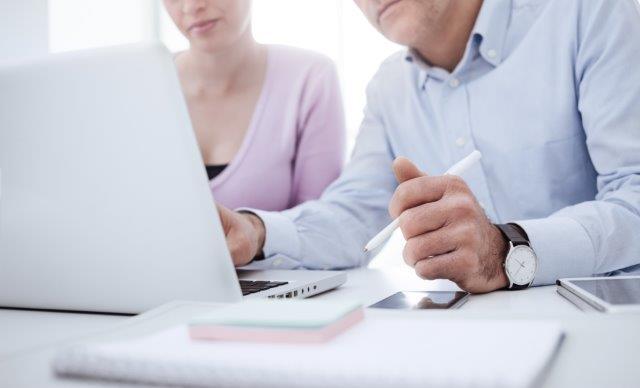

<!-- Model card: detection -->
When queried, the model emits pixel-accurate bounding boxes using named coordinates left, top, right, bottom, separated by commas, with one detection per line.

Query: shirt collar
left=471, top=0, right=512, bottom=67
left=404, top=0, right=512, bottom=89
left=404, top=49, right=431, bottom=89
left=404, top=49, right=452, bottom=89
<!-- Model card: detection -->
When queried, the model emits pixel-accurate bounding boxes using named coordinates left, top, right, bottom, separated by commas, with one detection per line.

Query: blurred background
left=1, top=0, right=407, bottom=268
left=4, top=0, right=400, bottom=151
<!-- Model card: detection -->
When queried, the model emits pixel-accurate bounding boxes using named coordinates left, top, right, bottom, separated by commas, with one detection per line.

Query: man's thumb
left=392, top=157, right=425, bottom=183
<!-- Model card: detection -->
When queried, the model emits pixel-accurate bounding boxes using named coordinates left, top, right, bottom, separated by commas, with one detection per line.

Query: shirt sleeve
left=289, top=59, right=347, bottom=206
left=241, top=77, right=398, bottom=270
left=516, top=0, right=640, bottom=285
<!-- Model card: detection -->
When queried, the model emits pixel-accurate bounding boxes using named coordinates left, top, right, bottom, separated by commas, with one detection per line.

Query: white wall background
left=48, top=0, right=157, bottom=53
left=0, top=0, right=49, bottom=60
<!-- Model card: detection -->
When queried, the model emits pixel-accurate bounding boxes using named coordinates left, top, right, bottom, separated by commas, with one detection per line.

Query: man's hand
left=389, top=157, right=509, bottom=293
left=216, top=205, right=266, bottom=267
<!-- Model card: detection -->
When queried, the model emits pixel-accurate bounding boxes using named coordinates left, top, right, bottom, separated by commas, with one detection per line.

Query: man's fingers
left=398, top=201, right=450, bottom=239
left=389, top=175, right=452, bottom=218
left=392, top=157, right=425, bottom=183
left=413, top=251, right=465, bottom=282
left=402, top=227, right=458, bottom=267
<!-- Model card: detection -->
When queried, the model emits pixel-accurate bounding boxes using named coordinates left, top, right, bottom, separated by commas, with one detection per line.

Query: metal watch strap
left=496, top=223, right=531, bottom=290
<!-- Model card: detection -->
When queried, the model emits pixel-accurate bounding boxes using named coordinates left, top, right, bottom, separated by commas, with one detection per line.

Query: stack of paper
left=189, top=299, right=364, bottom=343
left=53, top=316, right=563, bottom=388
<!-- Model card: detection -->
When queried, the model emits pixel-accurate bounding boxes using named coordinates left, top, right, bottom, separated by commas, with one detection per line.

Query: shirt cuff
left=236, top=208, right=301, bottom=263
left=515, top=217, right=596, bottom=286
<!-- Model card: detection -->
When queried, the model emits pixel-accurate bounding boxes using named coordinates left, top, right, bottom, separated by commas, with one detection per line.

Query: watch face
left=505, top=245, right=537, bottom=286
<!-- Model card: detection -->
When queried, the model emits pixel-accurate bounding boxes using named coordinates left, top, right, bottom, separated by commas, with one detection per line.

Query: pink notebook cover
left=189, top=308, right=364, bottom=344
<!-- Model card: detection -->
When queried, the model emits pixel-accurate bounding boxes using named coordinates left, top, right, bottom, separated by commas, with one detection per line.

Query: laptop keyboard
left=239, top=280, right=288, bottom=296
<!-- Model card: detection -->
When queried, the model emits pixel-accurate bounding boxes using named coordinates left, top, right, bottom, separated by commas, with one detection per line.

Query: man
left=217, top=0, right=640, bottom=293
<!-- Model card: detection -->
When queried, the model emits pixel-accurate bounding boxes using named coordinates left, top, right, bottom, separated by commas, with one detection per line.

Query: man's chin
left=381, top=24, right=417, bottom=47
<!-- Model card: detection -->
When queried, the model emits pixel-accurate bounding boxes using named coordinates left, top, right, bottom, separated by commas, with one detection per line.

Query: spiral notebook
left=53, top=316, right=563, bottom=388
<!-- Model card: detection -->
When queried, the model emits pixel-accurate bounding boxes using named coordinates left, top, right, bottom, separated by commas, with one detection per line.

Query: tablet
left=556, top=276, right=640, bottom=313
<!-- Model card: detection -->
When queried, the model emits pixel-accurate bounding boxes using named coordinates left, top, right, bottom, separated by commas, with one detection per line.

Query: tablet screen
left=570, top=278, right=640, bottom=305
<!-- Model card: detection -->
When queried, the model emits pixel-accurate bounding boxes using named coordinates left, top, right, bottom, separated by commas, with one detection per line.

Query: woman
left=164, top=0, right=346, bottom=211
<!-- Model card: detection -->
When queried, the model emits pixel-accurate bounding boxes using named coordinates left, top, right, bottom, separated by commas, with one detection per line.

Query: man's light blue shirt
left=246, top=0, right=640, bottom=285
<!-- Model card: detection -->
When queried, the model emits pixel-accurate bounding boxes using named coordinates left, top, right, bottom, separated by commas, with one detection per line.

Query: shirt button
left=449, top=78, right=460, bottom=88
left=487, top=49, right=497, bottom=58
left=455, top=137, right=467, bottom=147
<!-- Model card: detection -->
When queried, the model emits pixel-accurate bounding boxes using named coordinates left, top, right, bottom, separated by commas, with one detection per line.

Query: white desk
left=1, top=267, right=639, bottom=387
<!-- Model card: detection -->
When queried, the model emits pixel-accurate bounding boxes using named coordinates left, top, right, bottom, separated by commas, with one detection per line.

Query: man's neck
left=413, top=0, right=483, bottom=72
left=179, top=28, right=263, bottom=96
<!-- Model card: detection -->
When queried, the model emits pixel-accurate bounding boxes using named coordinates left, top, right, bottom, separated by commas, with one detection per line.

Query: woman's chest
left=186, top=89, right=261, bottom=164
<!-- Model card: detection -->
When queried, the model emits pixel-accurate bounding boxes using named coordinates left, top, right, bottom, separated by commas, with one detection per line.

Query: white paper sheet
left=54, top=316, right=564, bottom=388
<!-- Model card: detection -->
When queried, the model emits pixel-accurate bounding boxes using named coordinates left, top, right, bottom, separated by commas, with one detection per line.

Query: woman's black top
left=205, top=164, right=228, bottom=180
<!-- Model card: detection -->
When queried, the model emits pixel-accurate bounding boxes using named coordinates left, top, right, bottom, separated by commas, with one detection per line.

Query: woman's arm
left=289, top=59, right=347, bottom=206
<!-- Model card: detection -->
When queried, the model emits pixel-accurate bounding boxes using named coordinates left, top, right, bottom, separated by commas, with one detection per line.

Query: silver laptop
left=0, top=42, right=346, bottom=314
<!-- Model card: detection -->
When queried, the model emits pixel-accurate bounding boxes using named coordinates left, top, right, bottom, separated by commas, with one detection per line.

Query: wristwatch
left=496, top=223, right=538, bottom=290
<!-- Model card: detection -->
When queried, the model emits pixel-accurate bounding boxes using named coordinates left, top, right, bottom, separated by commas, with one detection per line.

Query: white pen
left=363, top=150, right=482, bottom=253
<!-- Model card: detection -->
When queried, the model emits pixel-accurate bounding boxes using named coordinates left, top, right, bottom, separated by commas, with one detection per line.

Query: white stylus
left=363, top=150, right=482, bottom=253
